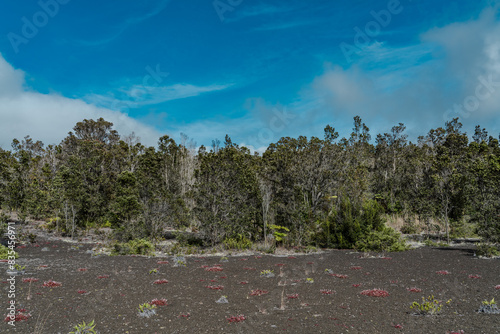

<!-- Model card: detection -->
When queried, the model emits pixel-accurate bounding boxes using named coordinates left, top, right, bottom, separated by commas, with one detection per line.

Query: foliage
left=173, top=255, right=187, bottom=267
left=355, top=227, right=409, bottom=252
left=69, top=320, right=97, bottom=334
left=0, top=244, right=17, bottom=259
left=259, top=269, right=275, bottom=278
left=475, top=243, right=499, bottom=257
left=223, top=234, right=253, bottom=250
left=137, top=303, right=157, bottom=318
left=0, top=117, right=499, bottom=249
left=110, top=238, right=155, bottom=256
left=137, top=303, right=156, bottom=313
left=477, top=298, right=500, bottom=314
left=410, top=295, right=452, bottom=315
left=269, top=224, right=289, bottom=243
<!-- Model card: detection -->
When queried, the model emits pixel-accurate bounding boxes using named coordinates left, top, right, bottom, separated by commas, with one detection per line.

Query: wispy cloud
left=253, top=20, right=315, bottom=31
left=76, top=0, right=172, bottom=46
left=226, top=3, right=299, bottom=22
left=85, top=83, right=232, bottom=111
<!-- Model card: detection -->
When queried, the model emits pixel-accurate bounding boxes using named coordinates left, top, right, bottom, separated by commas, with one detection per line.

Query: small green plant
left=482, top=298, right=496, bottom=306
left=260, top=269, right=275, bottom=278
left=14, top=264, right=26, bottom=271
left=269, top=225, right=289, bottom=243
left=478, top=298, right=500, bottom=314
left=410, top=295, right=452, bottom=315
left=173, top=255, right=187, bottom=267
left=138, top=303, right=156, bottom=313
left=0, top=244, right=18, bottom=259
left=149, top=268, right=158, bottom=274
left=69, top=319, right=97, bottom=334
left=137, top=302, right=157, bottom=318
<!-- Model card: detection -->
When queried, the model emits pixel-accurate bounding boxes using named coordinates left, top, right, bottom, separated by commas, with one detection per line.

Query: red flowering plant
left=436, top=270, right=451, bottom=275
left=226, top=315, right=246, bottom=323
left=42, top=279, right=62, bottom=288
left=22, top=278, right=39, bottom=283
left=360, top=289, right=389, bottom=297
left=249, top=289, right=269, bottom=296
left=206, top=285, right=224, bottom=290
left=4, top=310, right=31, bottom=322
left=150, top=298, right=168, bottom=306
left=205, top=266, right=223, bottom=272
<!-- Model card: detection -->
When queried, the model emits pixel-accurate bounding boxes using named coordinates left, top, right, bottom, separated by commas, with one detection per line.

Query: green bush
left=355, top=227, right=409, bottom=252
left=111, top=238, right=155, bottom=256
left=475, top=243, right=499, bottom=257
left=400, top=218, right=417, bottom=234
left=0, top=213, right=8, bottom=237
left=223, top=234, right=252, bottom=250
left=0, top=244, right=18, bottom=259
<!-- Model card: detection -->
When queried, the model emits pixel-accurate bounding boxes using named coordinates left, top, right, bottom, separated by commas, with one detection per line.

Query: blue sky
left=0, top=0, right=499, bottom=151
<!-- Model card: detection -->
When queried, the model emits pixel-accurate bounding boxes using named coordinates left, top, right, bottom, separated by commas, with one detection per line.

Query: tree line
left=0, top=117, right=498, bottom=250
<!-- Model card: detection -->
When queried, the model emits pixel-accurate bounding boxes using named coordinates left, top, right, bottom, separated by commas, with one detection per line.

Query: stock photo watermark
left=8, top=0, right=72, bottom=54
left=443, top=74, right=500, bottom=121
left=5, top=222, right=18, bottom=326
left=213, top=0, right=243, bottom=22
left=340, top=0, right=408, bottom=63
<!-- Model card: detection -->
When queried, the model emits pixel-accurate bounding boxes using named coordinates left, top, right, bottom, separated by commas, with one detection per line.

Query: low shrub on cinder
left=475, top=243, right=499, bottom=258
left=111, top=238, right=155, bottom=256
left=356, top=227, right=409, bottom=252
left=0, top=244, right=17, bottom=260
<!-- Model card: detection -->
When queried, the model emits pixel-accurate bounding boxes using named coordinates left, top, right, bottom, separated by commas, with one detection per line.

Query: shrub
left=410, top=295, right=451, bottom=315
left=223, top=234, right=252, bottom=250
left=0, top=244, right=18, bottom=260
left=355, top=227, right=409, bottom=252
left=400, top=218, right=417, bottom=234
left=269, top=225, right=289, bottom=245
left=475, top=243, right=499, bottom=257
left=111, top=238, right=155, bottom=256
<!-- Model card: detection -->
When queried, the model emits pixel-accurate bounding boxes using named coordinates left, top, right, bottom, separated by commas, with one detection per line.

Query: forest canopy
left=0, top=117, right=499, bottom=250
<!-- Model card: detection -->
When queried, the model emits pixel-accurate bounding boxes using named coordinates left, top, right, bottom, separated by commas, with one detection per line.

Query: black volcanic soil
left=1, top=232, right=499, bottom=333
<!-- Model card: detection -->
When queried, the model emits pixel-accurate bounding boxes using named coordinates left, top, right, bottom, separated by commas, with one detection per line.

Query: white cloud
left=0, top=54, right=162, bottom=149
left=309, top=6, right=500, bottom=137
left=85, top=83, right=231, bottom=111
